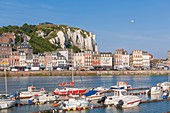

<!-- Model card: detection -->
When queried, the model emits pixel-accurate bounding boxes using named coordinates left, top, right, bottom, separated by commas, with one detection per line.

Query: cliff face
left=37, top=24, right=98, bottom=52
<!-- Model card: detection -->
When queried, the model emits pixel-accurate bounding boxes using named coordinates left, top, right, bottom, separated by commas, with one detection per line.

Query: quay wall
left=0, top=70, right=170, bottom=77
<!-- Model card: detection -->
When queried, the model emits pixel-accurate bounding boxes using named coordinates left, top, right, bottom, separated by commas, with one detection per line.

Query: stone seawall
left=0, top=70, right=170, bottom=77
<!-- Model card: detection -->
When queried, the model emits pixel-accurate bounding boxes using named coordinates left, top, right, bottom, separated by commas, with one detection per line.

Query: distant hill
left=0, top=22, right=98, bottom=53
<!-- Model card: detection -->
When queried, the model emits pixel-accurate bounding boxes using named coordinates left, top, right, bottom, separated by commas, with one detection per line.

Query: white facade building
left=130, top=50, right=143, bottom=68
left=142, top=51, right=150, bottom=68
left=73, top=53, right=85, bottom=68
left=100, top=52, right=112, bottom=68
left=19, top=52, right=27, bottom=67
left=122, top=51, right=130, bottom=68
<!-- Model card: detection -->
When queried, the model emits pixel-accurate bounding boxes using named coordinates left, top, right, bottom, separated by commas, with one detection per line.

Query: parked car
left=56, top=67, right=64, bottom=71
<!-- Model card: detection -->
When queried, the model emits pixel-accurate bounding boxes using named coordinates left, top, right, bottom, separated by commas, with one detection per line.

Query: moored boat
left=19, top=86, right=47, bottom=99
left=157, top=82, right=170, bottom=91
left=59, top=82, right=74, bottom=87
left=53, top=87, right=86, bottom=96
left=29, top=93, right=59, bottom=104
left=90, top=86, right=109, bottom=92
left=150, top=86, right=163, bottom=95
left=110, top=82, right=132, bottom=90
left=0, top=99, right=15, bottom=110
left=0, top=95, right=16, bottom=110
left=58, top=98, right=89, bottom=110
left=98, top=89, right=141, bottom=108
left=83, top=87, right=107, bottom=101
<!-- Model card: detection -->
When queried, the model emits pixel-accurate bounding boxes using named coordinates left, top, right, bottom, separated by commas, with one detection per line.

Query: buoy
left=73, top=107, right=76, bottom=111
left=83, top=106, right=86, bottom=110
left=78, top=107, right=81, bottom=111
left=67, top=108, right=70, bottom=111
left=59, top=110, right=63, bottom=113
left=54, top=103, right=58, bottom=107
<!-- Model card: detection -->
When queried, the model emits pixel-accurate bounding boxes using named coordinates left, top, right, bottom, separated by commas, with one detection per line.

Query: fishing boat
left=98, top=89, right=141, bottom=108
left=19, top=86, right=47, bottom=99
left=58, top=98, right=89, bottom=110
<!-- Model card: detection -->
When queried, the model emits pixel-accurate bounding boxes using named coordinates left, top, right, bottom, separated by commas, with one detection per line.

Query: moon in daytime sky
left=131, top=19, right=135, bottom=23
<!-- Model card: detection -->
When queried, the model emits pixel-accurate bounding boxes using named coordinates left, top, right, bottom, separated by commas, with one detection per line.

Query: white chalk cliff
left=37, top=24, right=98, bottom=52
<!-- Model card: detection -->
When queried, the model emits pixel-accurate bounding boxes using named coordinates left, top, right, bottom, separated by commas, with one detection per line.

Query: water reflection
left=0, top=109, right=7, bottom=113
left=150, top=94, right=162, bottom=100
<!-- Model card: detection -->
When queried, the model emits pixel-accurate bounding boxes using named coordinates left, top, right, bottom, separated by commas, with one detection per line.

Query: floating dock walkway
left=32, top=98, right=170, bottom=113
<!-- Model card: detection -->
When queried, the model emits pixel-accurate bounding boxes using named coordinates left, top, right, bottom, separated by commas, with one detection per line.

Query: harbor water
left=0, top=75, right=170, bottom=113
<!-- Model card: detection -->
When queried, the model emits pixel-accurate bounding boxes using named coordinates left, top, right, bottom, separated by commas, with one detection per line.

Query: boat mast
left=4, top=67, right=7, bottom=96
left=71, top=49, right=74, bottom=82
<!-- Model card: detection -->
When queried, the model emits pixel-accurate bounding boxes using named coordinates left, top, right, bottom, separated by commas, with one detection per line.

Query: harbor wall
left=0, top=70, right=170, bottom=77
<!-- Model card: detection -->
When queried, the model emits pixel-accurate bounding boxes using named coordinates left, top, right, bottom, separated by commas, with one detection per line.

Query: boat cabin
left=110, top=82, right=132, bottom=90
left=112, top=89, right=127, bottom=97
left=28, top=86, right=36, bottom=92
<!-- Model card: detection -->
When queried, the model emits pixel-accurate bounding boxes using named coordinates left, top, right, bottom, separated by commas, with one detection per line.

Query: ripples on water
left=0, top=75, right=169, bottom=113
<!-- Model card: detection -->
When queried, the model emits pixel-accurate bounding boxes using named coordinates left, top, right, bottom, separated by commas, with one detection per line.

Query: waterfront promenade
left=0, top=70, right=170, bottom=77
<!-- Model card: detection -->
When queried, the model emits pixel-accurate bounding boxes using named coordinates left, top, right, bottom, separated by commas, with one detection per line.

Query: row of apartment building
left=0, top=33, right=167, bottom=71
left=0, top=42, right=152, bottom=71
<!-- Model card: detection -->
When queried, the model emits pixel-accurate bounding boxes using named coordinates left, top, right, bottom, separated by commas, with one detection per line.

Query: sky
left=0, top=0, right=170, bottom=58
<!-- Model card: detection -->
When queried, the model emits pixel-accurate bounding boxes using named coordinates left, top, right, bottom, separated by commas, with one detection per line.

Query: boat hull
left=0, top=100, right=15, bottom=110
left=121, top=99, right=141, bottom=108
left=54, top=88, right=86, bottom=96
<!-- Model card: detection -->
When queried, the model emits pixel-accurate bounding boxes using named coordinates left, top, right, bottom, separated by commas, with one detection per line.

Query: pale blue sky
left=0, top=0, right=170, bottom=58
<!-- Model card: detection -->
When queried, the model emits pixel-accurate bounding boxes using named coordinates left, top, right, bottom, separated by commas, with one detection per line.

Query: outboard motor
left=97, top=96, right=107, bottom=104
left=28, top=100, right=33, bottom=104
left=163, top=91, right=169, bottom=99
left=13, top=91, right=20, bottom=99
left=147, top=89, right=151, bottom=97
left=116, top=100, right=124, bottom=108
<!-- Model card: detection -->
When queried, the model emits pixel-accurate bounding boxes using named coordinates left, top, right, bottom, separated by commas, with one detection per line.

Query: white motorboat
left=59, top=98, right=89, bottom=110
left=84, top=89, right=105, bottom=101
left=98, top=89, right=141, bottom=108
left=29, top=93, right=58, bottom=104
left=19, top=86, right=47, bottom=99
left=157, top=82, right=170, bottom=91
left=91, top=86, right=109, bottom=92
left=110, top=82, right=132, bottom=90
left=150, top=86, right=162, bottom=95
left=0, top=99, right=15, bottom=110
left=0, top=95, right=16, bottom=110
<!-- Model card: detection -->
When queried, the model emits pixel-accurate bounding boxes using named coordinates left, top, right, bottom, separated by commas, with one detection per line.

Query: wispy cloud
left=93, top=28, right=170, bottom=42
left=0, top=1, right=30, bottom=9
